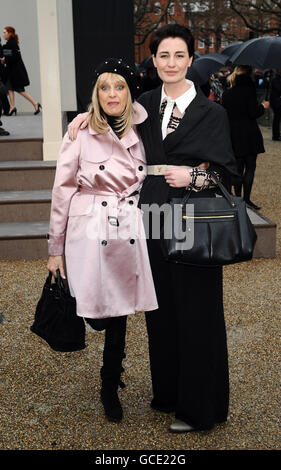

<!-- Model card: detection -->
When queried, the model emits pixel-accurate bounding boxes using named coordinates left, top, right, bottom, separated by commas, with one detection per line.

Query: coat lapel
left=143, top=86, right=167, bottom=164
left=163, top=87, right=208, bottom=154
left=149, top=85, right=163, bottom=145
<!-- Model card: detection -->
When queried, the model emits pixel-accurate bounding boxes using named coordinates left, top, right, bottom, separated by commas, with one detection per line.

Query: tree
left=230, top=0, right=281, bottom=36
left=183, top=0, right=247, bottom=52
left=134, top=0, right=173, bottom=46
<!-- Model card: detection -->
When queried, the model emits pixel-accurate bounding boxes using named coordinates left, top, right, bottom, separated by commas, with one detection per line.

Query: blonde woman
left=47, top=58, right=158, bottom=422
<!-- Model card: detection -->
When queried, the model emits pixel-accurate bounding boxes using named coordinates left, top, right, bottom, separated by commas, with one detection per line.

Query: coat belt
left=147, top=164, right=192, bottom=176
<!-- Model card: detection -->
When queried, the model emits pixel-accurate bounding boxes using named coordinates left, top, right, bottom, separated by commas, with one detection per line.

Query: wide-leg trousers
left=146, top=236, right=229, bottom=430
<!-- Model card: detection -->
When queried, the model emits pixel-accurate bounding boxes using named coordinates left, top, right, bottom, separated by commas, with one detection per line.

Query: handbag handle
left=46, top=269, right=70, bottom=296
left=181, top=170, right=236, bottom=208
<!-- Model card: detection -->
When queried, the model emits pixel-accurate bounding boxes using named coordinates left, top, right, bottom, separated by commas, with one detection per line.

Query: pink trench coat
left=48, top=102, right=158, bottom=319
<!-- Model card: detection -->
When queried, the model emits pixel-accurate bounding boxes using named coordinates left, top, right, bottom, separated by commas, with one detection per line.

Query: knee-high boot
left=100, top=315, right=127, bottom=422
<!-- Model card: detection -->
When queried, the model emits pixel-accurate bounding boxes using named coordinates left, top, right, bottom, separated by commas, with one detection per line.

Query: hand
left=0, top=57, right=5, bottom=64
left=67, top=112, right=89, bottom=141
left=163, top=162, right=210, bottom=188
left=198, top=162, right=210, bottom=170
left=164, top=167, right=192, bottom=188
left=47, top=255, right=66, bottom=279
left=262, top=100, right=270, bottom=109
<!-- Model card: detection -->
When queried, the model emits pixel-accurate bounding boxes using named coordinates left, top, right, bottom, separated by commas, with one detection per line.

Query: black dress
left=2, top=37, right=30, bottom=92
left=137, top=86, right=238, bottom=430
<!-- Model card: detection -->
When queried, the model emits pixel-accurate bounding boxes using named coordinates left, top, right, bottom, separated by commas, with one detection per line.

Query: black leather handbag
left=30, top=270, right=86, bottom=352
left=161, top=173, right=257, bottom=267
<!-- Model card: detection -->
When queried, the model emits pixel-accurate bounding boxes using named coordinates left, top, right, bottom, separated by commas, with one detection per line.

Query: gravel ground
left=0, top=126, right=280, bottom=451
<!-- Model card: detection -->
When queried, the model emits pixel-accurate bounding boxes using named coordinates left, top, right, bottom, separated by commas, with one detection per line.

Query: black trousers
left=234, top=154, right=257, bottom=201
left=272, top=108, right=281, bottom=139
left=146, top=236, right=229, bottom=430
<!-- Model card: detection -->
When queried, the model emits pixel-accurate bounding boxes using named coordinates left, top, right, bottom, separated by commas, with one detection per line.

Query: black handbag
left=30, top=270, right=86, bottom=352
left=161, top=172, right=257, bottom=267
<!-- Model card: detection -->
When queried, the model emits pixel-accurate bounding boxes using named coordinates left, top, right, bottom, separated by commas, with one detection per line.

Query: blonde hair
left=227, top=65, right=253, bottom=88
left=88, top=73, right=133, bottom=138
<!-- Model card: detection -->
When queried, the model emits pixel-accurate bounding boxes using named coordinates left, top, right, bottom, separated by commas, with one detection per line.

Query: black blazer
left=3, top=38, right=30, bottom=89
left=137, top=85, right=238, bottom=206
left=222, top=74, right=265, bottom=158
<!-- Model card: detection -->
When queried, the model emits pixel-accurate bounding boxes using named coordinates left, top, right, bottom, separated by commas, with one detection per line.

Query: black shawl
left=137, top=85, right=238, bottom=206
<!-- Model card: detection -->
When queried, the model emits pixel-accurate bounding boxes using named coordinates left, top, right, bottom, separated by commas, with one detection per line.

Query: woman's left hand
left=164, top=167, right=192, bottom=188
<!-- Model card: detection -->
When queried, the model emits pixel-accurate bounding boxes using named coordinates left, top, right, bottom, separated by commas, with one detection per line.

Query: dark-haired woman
left=1, top=27, right=41, bottom=115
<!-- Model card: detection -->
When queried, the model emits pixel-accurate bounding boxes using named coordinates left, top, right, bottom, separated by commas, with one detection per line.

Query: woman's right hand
left=262, top=100, right=270, bottom=109
left=68, top=112, right=89, bottom=141
left=47, top=255, right=66, bottom=279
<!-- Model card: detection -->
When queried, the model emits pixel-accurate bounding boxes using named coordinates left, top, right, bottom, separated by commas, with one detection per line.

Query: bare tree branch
left=134, top=0, right=173, bottom=46
left=229, top=0, right=281, bottom=35
left=184, top=0, right=246, bottom=52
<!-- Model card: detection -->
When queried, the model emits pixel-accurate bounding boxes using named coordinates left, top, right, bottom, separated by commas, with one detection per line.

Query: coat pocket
left=68, top=193, right=95, bottom=216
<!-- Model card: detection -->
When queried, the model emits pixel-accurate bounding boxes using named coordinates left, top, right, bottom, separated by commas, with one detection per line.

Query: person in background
left=1, top=26, right=41, bottom=116
left=269, top=69, right=281, bottom=141
left=47, top=58, right=158, bottom=423
left=209, top=73, right=224, bottom=103
left=0, top=37, right=9, bottom=136
left=68, top=24, right=239, bottom=434
left=222, top=65, right=269, bottom=211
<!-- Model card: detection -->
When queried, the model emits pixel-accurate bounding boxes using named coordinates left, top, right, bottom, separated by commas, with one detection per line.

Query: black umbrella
left=139, top=56, right=154, bottom=70
left=221, top=41, right=243, bottom=57
left=193, top=51, right=203, bottom=60
left=229, top=36, right=281, bottom=69
left=187, top=52, right=230, bottom=85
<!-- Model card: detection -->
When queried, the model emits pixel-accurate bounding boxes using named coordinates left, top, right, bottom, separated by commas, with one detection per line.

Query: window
left=189, top=2, right=208, bottom=12
left=168, top=2, right=175, bottom=15
left=198, top=38, right=205, bottom=49
left=181, top=1, right=188, bottom=12
left=154, top=1, right=161, bottom=15
left=221, top=37, right=228, bottom=47
left=209, top=36, right=214, bottom=48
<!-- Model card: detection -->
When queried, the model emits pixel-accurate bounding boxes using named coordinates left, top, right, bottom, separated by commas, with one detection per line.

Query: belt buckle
left=108, top=216, right=119, bottom=227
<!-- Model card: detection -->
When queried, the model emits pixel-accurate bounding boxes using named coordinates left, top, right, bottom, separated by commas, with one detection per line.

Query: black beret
left=93, top=58, right=140, bottom=100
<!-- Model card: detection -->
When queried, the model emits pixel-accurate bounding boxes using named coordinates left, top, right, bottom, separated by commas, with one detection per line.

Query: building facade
left=134, top=0, right=263, bottom=64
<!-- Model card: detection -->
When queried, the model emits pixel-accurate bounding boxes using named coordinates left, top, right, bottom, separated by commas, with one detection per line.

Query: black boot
left=100, top=369, right=124, bottom=422
left=100, top=316, right=127, bottom=422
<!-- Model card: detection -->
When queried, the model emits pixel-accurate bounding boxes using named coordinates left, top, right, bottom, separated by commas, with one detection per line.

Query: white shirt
left=160, top=79, right=197, bottom=139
